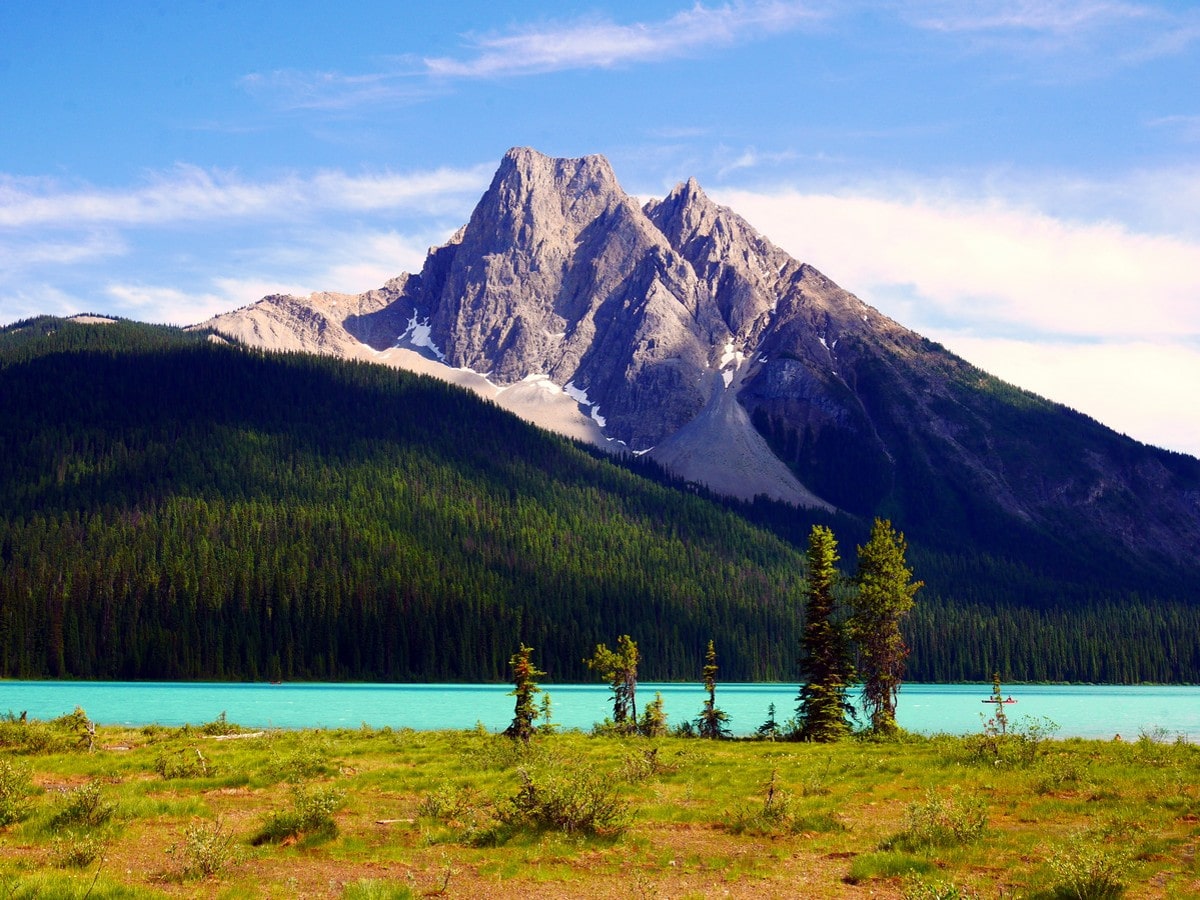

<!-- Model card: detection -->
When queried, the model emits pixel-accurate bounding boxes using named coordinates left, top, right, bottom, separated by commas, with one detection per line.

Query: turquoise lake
left=2, top=681, right=1198, bottom=740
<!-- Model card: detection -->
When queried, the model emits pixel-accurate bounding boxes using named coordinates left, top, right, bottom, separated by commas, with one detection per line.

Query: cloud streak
left=900, top=0, right=1200, bottom=69
left=242, top=2, right=822, bottom=110
left=424, top=2, right=821, bottom=78
left=716, top=181, right=1200, bottom=453
left=910, top=0, right=1153, bottom=34
left=718, top=184, right=1200, bottom=340
left=0, top=165, right=491, bottom=230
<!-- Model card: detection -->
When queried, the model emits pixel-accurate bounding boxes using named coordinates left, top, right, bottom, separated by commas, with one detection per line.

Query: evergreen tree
left=849, top=518, right=923, bottom=735
left=504, top=644, right=544, bottom=743
left=696, top=640, right=731, bottom=739
left=586, top=635, right=639, bottom=731
left=537, top=691, right=557, bottom=735
left=639, top=691, right=668, bottom=737
left=756, top=702, right=781, bottom=741
left=796, top=525, right=855, bottom=741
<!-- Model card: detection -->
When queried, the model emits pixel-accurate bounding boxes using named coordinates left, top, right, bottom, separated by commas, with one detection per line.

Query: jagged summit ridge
left=401, top=147, right=737, bottom=450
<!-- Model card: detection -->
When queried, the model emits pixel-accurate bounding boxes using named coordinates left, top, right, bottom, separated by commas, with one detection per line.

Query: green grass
left=0, top=717, right=1197, bottom=897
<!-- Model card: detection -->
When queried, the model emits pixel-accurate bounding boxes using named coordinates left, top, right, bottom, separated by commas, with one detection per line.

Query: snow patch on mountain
left=398, top=311, right=445, bottom=361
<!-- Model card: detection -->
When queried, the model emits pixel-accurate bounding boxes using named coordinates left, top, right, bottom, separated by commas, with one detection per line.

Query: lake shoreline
left=3, top=681, right=1198, bottom=741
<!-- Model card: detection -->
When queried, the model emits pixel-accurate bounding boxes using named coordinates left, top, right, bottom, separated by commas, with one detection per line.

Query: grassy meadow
left=0, top=709, right=1197, bottom=898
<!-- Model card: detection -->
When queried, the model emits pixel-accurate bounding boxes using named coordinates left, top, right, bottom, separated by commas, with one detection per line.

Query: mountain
left=3, top=317, right=1197, bottom=683
left=202, top=148, right=1200, bottom=594
left=0, top=318, right=813, bottom=681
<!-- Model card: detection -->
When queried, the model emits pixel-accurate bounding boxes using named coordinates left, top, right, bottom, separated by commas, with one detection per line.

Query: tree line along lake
left=2, top=681, right=1198, bottom=741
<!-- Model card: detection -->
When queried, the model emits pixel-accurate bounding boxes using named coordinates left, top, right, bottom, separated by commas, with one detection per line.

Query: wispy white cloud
left=1147, top=114, right=1200, bottom=143
left=0, top=284, right=89, bottom=325
left=900, top=0, right=1200, bottom=71
left=104, top=282, right=234, bottom=326
left=0, top=162, right=485, bottom=328
left=0, top=231, right=127, bottom=272
left=717, top=181, right=1200, bottom=341
left=715, top=146, right=799, bottom=178
left=910, top=0, right=1153, bottom=34
left=424, top=2, right=822, bottom=78
left=242, top=2, right=823, bottom=111
left=716, top=179, right=1200, bottom=454
left=238, top=67, right=438, bottom=112
left=0, top=165, right=490, bottom=230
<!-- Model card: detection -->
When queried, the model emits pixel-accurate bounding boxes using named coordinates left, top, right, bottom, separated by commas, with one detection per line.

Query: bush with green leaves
left=199, top=711, right=243, bottom=737
left=153, top=745, right=212, bottom=779
left=250, top=784, right=344, bottom=845
left=453, top=732, right=531, bottom=771
left=0, top=720, right=55, bottom=753
left=495, top=764, right=630, bottom=837
left=50, top=832, right=105, bottom=869
left=881, top=789, right=987, bottom=852
left=417, top=784, right=487, bottom=823
left=342, top=880, right=416, bottom=900
left=0, top=707, right=98, bottom=755
left=1042, top=836, right=1132, bottom=899
left=263, top=737, right=332, bottom=782
left=416, top=784, right=494, bottom=846
left=619, top=746, right=682, bottom=783
left=725, top=768, right=843, bottom=836
left=171, top=818, right=239, bottom=879
left=0, top=759, right=33, bottom=825
left=962, top=716, right=1059, bottom=768
left=903, top=875, right=981, bottom=899
left=1032, top=751, right=1091, bottom=796
left=50, top=782, right=114, bottom=829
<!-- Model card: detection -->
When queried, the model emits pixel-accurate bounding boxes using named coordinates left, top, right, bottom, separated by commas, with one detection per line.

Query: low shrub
left=0, top=712, right=73, bottom=754
left=0, top=759, right=33, bottom=825
left=417, top=784, right=487, bottom=823
left=963, top=716, right=1060, bottom=768
left=495, top=764, right=630, bottom=837
left=725, top=768, right=844, bottom=836
left=250, top=784, right=344, bottom=845
left=171, top=818, right=239, bottom=879
left=453, top=732, right=531, bottom=771
left=50, top=782, right=114, bottom=829
left=619, top=746, right=682, bottom=783
left=342, top=880, right=416, bottom=899
left=846, top=852, right=935, bottom=884
left=1042, top=836, right=1132, bottom=899
left=153, top=746, right=212, bottom=779
left=881, top=789, right=987, bottom=853
left=263, top=738, right=332, bottom=782
left=903, top=875, right=981, bottom=899
left=50, top=832, right=105, bottom=868
left=199, top=711, right=243, bottom=737
left=1032, top=752, right=1091, bottom=796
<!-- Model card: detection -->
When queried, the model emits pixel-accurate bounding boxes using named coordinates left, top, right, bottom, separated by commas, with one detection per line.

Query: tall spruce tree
left=696, top=639, right=731, bottom=739
left=504, top=644, right=545, bottom=743
left=849, top=518, right=923, bottom=735
left=796, top=525, right=855, bottom=741
left=586, top=635, right=639, bottom=731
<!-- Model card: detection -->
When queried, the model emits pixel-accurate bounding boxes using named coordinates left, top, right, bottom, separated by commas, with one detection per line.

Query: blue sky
left=2, top=1, right=1198, bottom=455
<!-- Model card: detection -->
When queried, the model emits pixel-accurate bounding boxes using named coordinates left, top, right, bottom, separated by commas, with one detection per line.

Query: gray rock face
left=200, top=147, right=1200, bottom=570
left=395, top=147, right=730, bottom=449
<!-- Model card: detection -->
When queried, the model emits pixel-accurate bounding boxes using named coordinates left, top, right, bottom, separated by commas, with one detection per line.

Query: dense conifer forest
left=1, top=317, right=1197, bottom=683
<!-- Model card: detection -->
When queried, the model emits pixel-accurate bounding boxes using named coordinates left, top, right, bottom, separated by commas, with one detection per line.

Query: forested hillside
left=1, top=318, right=1197, bottom=683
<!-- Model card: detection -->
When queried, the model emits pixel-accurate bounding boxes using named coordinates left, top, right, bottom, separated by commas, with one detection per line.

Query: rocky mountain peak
left=197, top=148, right=1200, bottom=574
left=482, top=147, right=627, bottom=237
left=646, top=177, right=794, bottom=339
